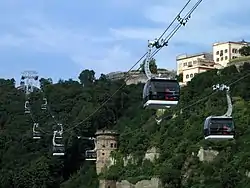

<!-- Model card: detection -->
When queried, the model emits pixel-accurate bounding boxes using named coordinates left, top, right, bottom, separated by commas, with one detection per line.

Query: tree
left=39, top=78, right=53, bottom=89
left=176, top=73, right=183, bottom=82
left=140, top=58, right=158, bottom=74
left=99, top=74, right=107, bottom=82
left=239, top=46, right=250, bottom=56
left=78, top=69, right=95, bottom=86
left=0, top=78, right=15, bottom=87
left=1, top=63, right=250, bottom=187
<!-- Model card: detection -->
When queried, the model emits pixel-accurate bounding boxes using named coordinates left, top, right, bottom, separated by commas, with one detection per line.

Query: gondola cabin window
left=149, top=79, right=180, bottom=101
left=209, top=118, right=234, bottom=135
left=143, top=79, right=180, bottom=109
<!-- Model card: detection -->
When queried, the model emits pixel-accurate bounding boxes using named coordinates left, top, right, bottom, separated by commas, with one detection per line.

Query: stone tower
left=95, top=130, right=119, bottom=175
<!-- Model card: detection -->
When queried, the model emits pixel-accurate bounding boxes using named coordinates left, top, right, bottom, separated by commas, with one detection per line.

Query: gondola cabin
left=85, top=150, right=97, bottom=161
left=143, top=78, right=180, bottom=109
left=204, top=116, right=235, bottom=140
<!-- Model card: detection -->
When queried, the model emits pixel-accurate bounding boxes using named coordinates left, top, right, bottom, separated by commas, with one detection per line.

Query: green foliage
left=176, top=73, right=183, bottom=82
left=230, top=55, right=250, bottom=63
left=104, top=64, right=250, bottom=187
left=239, top=46, right=250, bottom=56
left=78, top=69, right=95, bottom=86
left=1, top=63, right=250, bottom=187
left=0, top=71, right=142, bottom=187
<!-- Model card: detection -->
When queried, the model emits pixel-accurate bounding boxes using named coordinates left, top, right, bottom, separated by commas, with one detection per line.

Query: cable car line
left=119, top=70, right=250, bottom=139
left=157, top=0, right=191, bottom=41
left=38, top=90, right=66, bottom=156
left=22, top=0, right=204, bottom=138
left=20, top=72, right=66, bottom=156
left=62, top=1, right=203, bottom=134
left=150, top=0, right=203, bottom=59
left=204, top=84, right=235, bottom=140
left=16, top=0, right=249, bottom=156
left=140, top=0, right=204, bottom=120
left=37, top=0, right=204, bottom=135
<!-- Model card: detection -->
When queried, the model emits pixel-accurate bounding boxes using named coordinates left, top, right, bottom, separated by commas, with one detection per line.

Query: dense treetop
left=1, top=63, right=250, bottom=188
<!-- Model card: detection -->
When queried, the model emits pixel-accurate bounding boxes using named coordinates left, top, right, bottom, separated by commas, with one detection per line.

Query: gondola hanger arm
left=212, top=84, right=232, bottom=117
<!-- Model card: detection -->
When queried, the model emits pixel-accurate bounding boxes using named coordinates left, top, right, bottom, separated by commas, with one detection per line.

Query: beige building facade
left=213, top=40, right=249, bottom=67
left=95, top=130, right=119, bottom=175
left=176, top=52, right=213, bottom=75
left=176, top=40, right=249, bottom=85
left=182, top=59, right=219, bottom=84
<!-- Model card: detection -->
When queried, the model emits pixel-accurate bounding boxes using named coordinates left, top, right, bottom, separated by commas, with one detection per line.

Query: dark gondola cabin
left=85, top=150, right=97, bottom=161
left=143, top=78, right=180, bottom=109
left=204, top=116, right=235, bottom=140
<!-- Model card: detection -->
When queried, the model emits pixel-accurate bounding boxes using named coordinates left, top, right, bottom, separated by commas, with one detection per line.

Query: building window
left=110, top=143, right=113, bottom=148
left=184, top=62, right=187, bottom=66
left=232, top=56, right=237, bottom=59
left=221, top=57, right=223, bottom=61
left=220, top=50, right=223, bottom=56
left=235, top=49, right=238, bottom=53
left=232, top=48, right=238, bottom=53
left=186, top=74, right=189, bottom=79
left=225, top=56, right=228, bottom=60
left=225, top=49, right=228, bottom=53
left=216, top=51, right=219, bottom=55
left=114, top=143, right=117, bottom=148
left=102, top=144, right=105, bottom=148
left=190, top=74, right=193, bottom=78
left=102, top=153, right=105, bottom=155
left=194, top=73, right=197, bottom=76
left=216, top=58, right=219, bottom=62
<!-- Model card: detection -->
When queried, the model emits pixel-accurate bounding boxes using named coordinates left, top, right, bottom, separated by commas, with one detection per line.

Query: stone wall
left=99, top=178, right=163, bottom=188
left=197, top=147, right=219, bottom=162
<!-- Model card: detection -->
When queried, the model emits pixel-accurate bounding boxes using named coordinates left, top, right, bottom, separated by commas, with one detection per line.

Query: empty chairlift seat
left=52, top=131, right=65, bottom=156
left=32, top=123, right=41, bottom=139
left=41, top=98, right=47, bottom=110
left=24, top=101, right=30, bottom=114
left=204, top=116, right=235, bottom=140
left=85, top=150, right=97, bottom=161
left=143, top=78, right=180, bottom=109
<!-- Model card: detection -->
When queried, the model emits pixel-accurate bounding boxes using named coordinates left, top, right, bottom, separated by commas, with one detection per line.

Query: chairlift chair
left=24, top=101, right=30, bottom=114
left=52, top=131, right=65, bottom=156
left=85, top=150, right=97, bottom=161
left=32, top=123, right=41, bottom=139
left=41, top=98, right=47, bottom=110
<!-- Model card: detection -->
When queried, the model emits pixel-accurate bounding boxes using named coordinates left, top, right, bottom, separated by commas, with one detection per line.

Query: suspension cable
left=37, top=0, right=204, bottom=135
left=150, top=0, right=203, bottom=59
left=157, top=0, right=192, bottom=41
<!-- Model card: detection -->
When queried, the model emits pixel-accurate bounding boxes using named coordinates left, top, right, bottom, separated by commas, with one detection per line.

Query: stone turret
left=95, top=130, right=119, bottom=175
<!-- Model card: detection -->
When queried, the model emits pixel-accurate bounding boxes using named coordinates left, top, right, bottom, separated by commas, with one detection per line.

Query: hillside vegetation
left=1, top=64, right=250, bottom=188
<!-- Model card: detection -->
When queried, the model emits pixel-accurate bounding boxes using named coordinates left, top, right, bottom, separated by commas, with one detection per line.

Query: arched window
left=190, top=74, right=193, bottom=78
left=186, top=74, right=189, bottom=79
